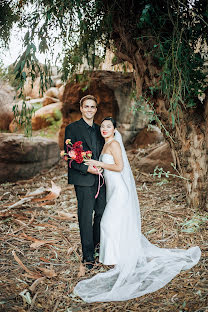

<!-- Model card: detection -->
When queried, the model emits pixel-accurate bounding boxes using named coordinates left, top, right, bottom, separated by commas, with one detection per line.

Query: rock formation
left=137, top=142, right=175, bottom=174
left=59, top=70, right=149, bottom=149
left=0, top=134, right=60, bottom=183
left=132, top=126, right=164, bottom=148
left=0, top=97, right=33, bottom=131
left=23, top=75, right=63, bottom=100
left=31, top=102, right=62, bottom=130
left=0, top=80, right=16, bottom=130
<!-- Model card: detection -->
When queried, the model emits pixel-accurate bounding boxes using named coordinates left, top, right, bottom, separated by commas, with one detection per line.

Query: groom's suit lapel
left=77, top=119, right=93, bottom=151
left=95, top=125, right=102, bottom=155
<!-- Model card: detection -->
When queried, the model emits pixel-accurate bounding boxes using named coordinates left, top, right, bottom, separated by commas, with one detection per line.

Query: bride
left=74, top=116, right=201, bottom=302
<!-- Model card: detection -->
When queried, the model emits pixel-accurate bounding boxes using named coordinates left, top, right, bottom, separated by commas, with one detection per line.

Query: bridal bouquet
left=61, top=139, right=104, bottom=199
left=61, top=139, right=92, bottom=167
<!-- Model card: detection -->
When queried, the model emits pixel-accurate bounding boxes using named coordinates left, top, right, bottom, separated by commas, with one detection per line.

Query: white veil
left=73, top=130, right=201, bottom=302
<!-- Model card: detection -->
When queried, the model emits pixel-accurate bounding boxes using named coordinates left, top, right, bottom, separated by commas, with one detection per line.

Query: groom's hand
left=87, top=165, right=100, bottom=175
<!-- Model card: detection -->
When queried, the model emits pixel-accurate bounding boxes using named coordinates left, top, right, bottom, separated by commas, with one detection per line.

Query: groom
left=64, top=95, right=106, bottom=269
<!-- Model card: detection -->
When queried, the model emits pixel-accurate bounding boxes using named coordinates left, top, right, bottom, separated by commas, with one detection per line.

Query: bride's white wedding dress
left=74, top=130, right=201, bottom=303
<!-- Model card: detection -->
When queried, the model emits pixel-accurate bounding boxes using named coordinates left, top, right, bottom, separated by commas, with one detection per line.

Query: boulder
left=23, top=77, right=44, bottom=99
left=0, top=133, right=60, bottom=183
left=43, top=96, right=60, bottom=106
left=137, top=143, right=175, bottom=174
left=0, top=96, right=32, bottom=130
left=27, top=98, right=44, bottom=105
left=9, top=119, right=22, bottom=133
left=132, top=126, right=164, bottom=148
left=50, top=75, right=63, bottom=88
left=32, top=102, right=62, bottom=130
left=58, top=85, right=65, bottom=101
left=55, top=79, right=63, bottom=88
left=0, top=92, right=14, bottom=130
left=45, top=87, right=60, bottom=99
left=0, top=81, right=16, bottom=130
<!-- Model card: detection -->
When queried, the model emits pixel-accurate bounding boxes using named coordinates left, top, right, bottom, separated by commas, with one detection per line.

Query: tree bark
left=131, top=50, right=208, bottom=210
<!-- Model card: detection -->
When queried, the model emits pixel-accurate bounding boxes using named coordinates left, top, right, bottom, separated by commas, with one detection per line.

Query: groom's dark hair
left=101, top=117, right=117, bottom=128
left=80, top=95, right=98, bottom=107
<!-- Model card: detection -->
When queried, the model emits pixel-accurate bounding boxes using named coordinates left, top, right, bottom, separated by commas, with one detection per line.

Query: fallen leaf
left=25, top=187, right=46, bottom=197
left=21, top=232, right=37, bottom=242
left=29, top=277, right=46, bottom=292
left=78, top=263, right=85, bottom=277
left=32, top=181, right=61, bottom=202
left=4, top=198, right=32, bottom=210
left=20, top=233, right=56, bottom=249
left=67, top=247, right=74, bottom=256
left=12, top=251, right=42, bottom=279
left=57, top=212, right=77, bottom=220
left=37, top=201, right=55, bottom=206
left=19, top=289, right=32, bottom=305
left=2, top=182, right=61, bottom=213
left=39, top=257, right=51, bottom=263
left=23, top=273, right=43, bottom=279
left=37, top=267, right=57, bottom=278
left=30, top=239, right=56, bottom=249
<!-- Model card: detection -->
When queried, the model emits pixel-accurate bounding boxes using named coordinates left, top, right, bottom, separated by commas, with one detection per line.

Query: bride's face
left=100, top=120, right=115, bottom=139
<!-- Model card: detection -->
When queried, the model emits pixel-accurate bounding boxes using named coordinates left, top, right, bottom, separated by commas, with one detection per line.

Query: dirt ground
left=0, top=150, right=207, bottom=312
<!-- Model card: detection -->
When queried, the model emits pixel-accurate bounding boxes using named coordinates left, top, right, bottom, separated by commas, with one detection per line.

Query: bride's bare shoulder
left=110, top=140, right=121, bottom=150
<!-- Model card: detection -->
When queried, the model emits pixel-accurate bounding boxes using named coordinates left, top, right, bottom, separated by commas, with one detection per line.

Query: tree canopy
left=2, top=1, right=208, bottom=111
left=0, top=0, right=19, bottom=47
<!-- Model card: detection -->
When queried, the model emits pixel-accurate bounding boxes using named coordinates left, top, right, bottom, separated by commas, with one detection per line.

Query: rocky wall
left=59, top=70, right=149, bottom=149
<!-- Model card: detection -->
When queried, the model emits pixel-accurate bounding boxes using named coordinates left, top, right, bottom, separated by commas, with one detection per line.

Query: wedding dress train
left=74, top=131, right=201, bottom=302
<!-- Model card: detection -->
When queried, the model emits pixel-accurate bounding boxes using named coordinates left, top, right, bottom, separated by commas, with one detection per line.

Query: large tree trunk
left=112, top=13, right=208, bottom=209
left=175, top=109, right=208, bottom=210
left=132, top=52, right=208, bottom=210
left=155, top=96, right=208, bottom=210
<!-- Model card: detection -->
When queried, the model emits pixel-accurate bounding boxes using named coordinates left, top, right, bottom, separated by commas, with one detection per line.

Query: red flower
left=75, top=151, right=84, bottom=163
left=73, top=141, right=83, bottom=149
left=85, top=150, right=92, bottom=158
left=62, top=138, right=92, bottom=166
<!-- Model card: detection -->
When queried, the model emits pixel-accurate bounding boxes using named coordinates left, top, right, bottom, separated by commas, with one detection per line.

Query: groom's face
left=80, top=99, right=97, bottom=120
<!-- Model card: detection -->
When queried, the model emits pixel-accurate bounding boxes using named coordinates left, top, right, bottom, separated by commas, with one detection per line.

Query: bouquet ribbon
left=95, top=167, right=104, bottom=199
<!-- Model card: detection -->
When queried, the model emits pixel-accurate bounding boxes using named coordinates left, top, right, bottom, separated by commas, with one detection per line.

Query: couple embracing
left=64, top=95, right=201, bottom=303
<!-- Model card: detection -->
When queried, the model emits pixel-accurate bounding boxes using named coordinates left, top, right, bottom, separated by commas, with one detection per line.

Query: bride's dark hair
left=101, top=116, right=116, bottom=128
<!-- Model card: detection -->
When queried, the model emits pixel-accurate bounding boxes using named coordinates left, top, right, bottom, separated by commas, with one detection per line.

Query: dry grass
left=0, top=151, right=207, bottom=312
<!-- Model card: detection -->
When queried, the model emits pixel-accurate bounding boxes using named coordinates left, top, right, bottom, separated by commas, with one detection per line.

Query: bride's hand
left=85, top=159, right=102, bottom=168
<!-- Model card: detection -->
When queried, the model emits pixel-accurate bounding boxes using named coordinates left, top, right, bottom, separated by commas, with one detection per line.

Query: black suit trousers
left=74, top=176, right=106, bottom=261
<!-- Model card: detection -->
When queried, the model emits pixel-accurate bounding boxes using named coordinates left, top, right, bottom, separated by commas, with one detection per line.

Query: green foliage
left=12, top=102, right=35, bottom=137
left=152, top=165, right=190, bottom=181
left=0, top=1, right=19, bottom=47
left=151, top=34, right=206, bottom=116
left=0, top=60, right=7, bottom=80
left=53, top=108, right=62, bottom=121
left=31, top=101, right=43, bottom=112
left=0, top=61, right=21, bottom=88
left=1, top=0, right=208, bottom=124
left=180, top=215, right=208, bottom=233
left=13, top=43, right=53, bottom=97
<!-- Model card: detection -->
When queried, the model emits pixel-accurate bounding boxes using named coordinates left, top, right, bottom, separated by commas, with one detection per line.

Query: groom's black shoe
left=82, top=258, right=95, bottom=270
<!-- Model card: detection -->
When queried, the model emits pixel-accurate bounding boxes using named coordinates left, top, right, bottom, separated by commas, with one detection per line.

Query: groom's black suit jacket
left=64, top=118, right=104, bottom=186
